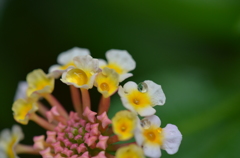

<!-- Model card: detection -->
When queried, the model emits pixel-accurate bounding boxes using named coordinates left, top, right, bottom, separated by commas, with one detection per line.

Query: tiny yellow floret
left=95, top=67, right=119, bottom=98
left=65, top=68, right=88, bottom=86
left=59, top=61, right=75, bottom=70
left=12, top=98, right=38, bottom=125
left=116, top=144, right=145, bottom=158
left=102, top=63, right=124, bottom=75
left=26, top=69, right=54, bottom=97
left=112, top=110, right=137, bottom=141
left=143, top=126, right=163, bottom=145
left=127, top=90, right=151, bottom=109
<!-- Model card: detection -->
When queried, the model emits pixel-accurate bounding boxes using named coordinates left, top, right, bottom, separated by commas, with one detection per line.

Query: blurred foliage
left=0, top=0, right=240, bottom=158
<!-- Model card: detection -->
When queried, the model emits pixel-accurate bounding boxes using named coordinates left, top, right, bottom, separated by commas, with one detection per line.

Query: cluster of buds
left=0, top=47, right=182, bottom=158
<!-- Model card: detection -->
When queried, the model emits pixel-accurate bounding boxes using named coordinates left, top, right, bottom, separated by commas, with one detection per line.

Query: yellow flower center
left=100, top=82, right=109, bottom=91
left=143, top=127, right=163, bottom=145
left=127, top=90, right=151, bottom=109
left=66, top=68, right=88, bottom=86
left=59, top=62, right=75, bottom=70
left=105, top=63, right=124, bottom=74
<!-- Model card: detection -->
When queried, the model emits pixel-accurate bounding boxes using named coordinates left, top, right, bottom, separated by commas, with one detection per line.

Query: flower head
left=0, top=125, right=24, bottom=158
left=6, top=47, right=182, bottom=158
left=118, top=80, right=166, bottom=116
left=61, top=55, right=100, bottom=89
left=49, top=47, right=90, bottom=78
left=37, top=107, right=112, bottom=158
left=135, top=115, right=182, bottom=158
left=95, top=67, right=120, bottom=98
left=99, top=49, right=136, bottom=82
left=26, top=69, right=54, bottom=97
left=112, top=110, right=137, bottom=141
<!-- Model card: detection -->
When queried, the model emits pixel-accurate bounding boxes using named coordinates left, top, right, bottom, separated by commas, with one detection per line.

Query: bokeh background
left=1, top=0, right=240, bottom=158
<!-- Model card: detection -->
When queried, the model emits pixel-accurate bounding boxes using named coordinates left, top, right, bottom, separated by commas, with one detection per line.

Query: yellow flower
left=99, top=49, right=135, bottom=82
left=0, top=125, right=24, bottom=158
left=12, top=98, right=38, bottom=125
left=118, top=80, right=166, bottom=116
left=26, top=69, right=54, bottom=97
left=95, top=67, right=119, bottom=98
left=61, top=55, right=100, bottom=89
left=48, top=47, right=90, bottom=78
left=116, top=144, right=145, bottom=158
left=112, top=110, right=137, bottom=141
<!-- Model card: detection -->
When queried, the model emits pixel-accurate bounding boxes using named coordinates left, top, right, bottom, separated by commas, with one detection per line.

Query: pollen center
left=66, top=68, right=88, bottom=86
left=146, top=132, right=156, bottom=141
left=100, top=82, right=109, bottom=91
left=143, top=127, right=163, bottom=145
left=133, top=98, right=139, bottom=105
left=121, top=125, right=127, bottom=132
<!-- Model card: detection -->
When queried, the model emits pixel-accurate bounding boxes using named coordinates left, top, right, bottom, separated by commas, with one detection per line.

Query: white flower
left=49, top=47, right=90, bottom=78
left=0, top=125, right=24, bottom=158
left=135, top=115, right=182, bottom=158
left=118, top=80, right=166, bottom=116
left=61, top=55, right=100, bottom=89
left=99, top=49, right=136, bottom=82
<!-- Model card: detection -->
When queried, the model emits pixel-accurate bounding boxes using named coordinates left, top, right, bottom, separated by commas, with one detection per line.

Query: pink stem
left=98, top=95, right=110, bottom=115
left=80, top=88, right=91, bottom=110
left=15, top=144, right=39, bottom=155
left=44, top=94, right=68, bottom=118
left=106, top=153, right=115, bottom=158
left=30, top=113, right=55, bottom=131
left=37, top=102, right=49, bottom=118
left=107, top=135, right=119, bottom=144
left=110, top=142, right=137, bottom=151
left=70, top=85, right=82, bottom=116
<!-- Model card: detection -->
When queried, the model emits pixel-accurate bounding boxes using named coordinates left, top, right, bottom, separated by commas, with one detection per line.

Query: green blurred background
left=0, top=0, right=240, bottom=158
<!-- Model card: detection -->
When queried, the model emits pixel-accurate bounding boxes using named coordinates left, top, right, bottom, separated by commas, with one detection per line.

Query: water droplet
left=137, top=82, right=148, bottom=93
left=66, top=68, right=88, bottom=86
left=141, top=118, right=151, bottom=129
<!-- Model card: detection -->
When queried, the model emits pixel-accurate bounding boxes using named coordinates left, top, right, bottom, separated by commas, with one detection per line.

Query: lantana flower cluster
left=0, top=47, right=182, bottom=158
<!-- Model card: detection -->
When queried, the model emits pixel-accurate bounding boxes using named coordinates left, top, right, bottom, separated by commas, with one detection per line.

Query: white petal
left=143, top=143, right=161, bottom=158
left=118, top=86, right=136, bottom=112
left=119, top=73, right=133, bottom=82
left=57, top=47, right=90, bottom=65
left=144, top=115, right=161, bottom=127
left=73, top=55, right=99, bottom=73
left=14, top=81, right=28, bottom=101
left=106, top=49, right=136, bottom=72
left=122, top=81, right=137, bottom=93
left=12, top=125, right=24, bottom=141
left=144, top=80, right=166, bottom=106
left=0, top=150, right=7, bottom=158
left=98, top=59, right=107, bottom=68
left=48, top=64, right=61, bottom=73
left=162, top=124, right=182, bottom=155
left=134, top=127, right=144, bottom=146
left=0, top=129, right=11, bottom=146
left=137, top=106, right=156, bottom=117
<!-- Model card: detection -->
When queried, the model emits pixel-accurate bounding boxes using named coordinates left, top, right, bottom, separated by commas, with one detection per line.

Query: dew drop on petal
left=141, top=118, right=151, bottom=129
left=137, top=82, right=148, bottom=93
